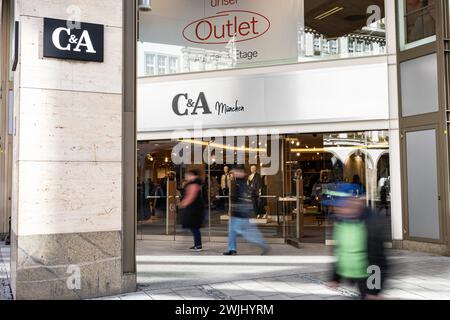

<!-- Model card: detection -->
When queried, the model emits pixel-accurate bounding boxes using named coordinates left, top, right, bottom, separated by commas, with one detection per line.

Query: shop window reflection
left=404, top=0, right=436, bottom=44
left=138, top=0, right=387, bottom=77
left=398, top=0, right=436, bottom=50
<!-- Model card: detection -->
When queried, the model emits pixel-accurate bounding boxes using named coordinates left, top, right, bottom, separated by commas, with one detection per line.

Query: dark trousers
left=251, top=196, right=262, bottom=216
left=190, top=228, right=202, bottom=247
left=220, top=188, right=229, bottom=209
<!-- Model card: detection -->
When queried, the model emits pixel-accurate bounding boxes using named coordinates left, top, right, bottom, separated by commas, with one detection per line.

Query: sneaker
left=223, top=250, right=237, bottom=256
left=190, top=246, right=203, bottom=252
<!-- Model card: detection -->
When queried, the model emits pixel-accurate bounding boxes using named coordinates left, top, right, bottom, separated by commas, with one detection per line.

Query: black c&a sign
left=43, top=18, right=104, bottom=62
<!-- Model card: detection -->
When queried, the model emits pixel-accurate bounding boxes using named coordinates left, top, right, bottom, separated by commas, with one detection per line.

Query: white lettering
left=73, top=30, right=96, bottom=53
left=66, top=265, right=81, bottom=290
left=52, top=27, right=71, bottom=51
left=367, top=265, right=382, bottom=290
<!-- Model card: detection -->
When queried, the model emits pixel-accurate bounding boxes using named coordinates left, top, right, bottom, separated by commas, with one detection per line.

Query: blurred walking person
left=179, top=169, right=205, bottom=252
left=223, top=166, right=271, bottom=256
left=325, top=183, right=388, bottom=299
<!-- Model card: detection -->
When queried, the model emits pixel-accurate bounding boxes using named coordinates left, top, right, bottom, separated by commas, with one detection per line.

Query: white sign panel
left=139, top=0, right=302, bottom=66
left=138, top=63, right=390, bottom=132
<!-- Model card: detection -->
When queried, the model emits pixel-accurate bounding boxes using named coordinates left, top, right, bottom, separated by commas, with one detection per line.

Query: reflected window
left=169, top=57, right=179, bottom=74
left=138, top=0, right=387, bottom=77
left=144, top=53, right=180, bottom=76
left=399, top=0, right=436, bottom=50
left=405, top=0, right=436, bottom=43
left=157, top=56, right=167, bottom=75
left=302, top=0, right=386, bottom=61
left=144, top=53, right=156, bottom=75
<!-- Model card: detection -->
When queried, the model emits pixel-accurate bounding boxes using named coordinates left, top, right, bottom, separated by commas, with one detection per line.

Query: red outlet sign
left=183, top=10, right=271, bottom=45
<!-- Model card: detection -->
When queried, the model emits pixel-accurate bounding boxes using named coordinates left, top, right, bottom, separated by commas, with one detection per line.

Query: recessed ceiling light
left=314, top=6, right=344, bottom=20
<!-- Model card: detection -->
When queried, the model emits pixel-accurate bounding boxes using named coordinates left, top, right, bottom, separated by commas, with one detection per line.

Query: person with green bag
left=324, top=183, right=372, bottom=299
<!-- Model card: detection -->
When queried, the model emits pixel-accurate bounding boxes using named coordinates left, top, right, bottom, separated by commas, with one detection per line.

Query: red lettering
left=238, top=21, right=250, bottom=36
left=195, top=20, right=212, bottom=41
left=225, top=20, right=233, bottom=37
left=211, top=0, right=238, bottom=7
left=183, top=11, right=270, bottom=45
left=214, top=24, right=225, bottom=39
left=250, top=17, right=259, bottom=34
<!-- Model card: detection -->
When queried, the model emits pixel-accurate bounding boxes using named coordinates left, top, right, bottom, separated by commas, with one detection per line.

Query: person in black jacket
left=180, top=169, right=205, bottom=252
left=365, top=207, right=389, bottom=299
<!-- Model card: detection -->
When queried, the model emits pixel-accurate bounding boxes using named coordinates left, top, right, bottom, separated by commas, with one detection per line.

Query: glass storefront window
left=137, top=0, right=387, bottom=77
left=136, top=131, right=392, bottom=244
left=398, top=0, right=436, bottom=50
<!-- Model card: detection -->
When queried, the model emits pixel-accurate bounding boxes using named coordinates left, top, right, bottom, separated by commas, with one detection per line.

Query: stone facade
left=10, top=0, right=133, bottom=300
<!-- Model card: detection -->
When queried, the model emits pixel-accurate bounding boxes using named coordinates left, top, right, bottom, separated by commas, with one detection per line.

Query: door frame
left=401, top=124, right=446, bottom=244
left=122, top=0, right=137, bottom=275
left=0, top=0, right=14, bottom=238
left=395, top=0, right=449, bottom=248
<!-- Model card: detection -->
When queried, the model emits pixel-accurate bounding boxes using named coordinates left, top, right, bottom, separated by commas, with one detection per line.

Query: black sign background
left=43, top=18, right=104, bottom=62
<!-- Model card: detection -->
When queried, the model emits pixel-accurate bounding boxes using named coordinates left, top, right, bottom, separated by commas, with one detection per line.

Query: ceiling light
left=314, top=7, right=344, bottom=20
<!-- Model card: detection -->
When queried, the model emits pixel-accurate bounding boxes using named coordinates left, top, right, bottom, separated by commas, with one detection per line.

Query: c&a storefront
left=135, top=0, right=402, bottom=248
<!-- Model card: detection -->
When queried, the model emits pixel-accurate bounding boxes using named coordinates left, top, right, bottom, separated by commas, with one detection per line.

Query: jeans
left=190, top=228, right=202, bottom=247
left=228, top=217, right=267, bottom=252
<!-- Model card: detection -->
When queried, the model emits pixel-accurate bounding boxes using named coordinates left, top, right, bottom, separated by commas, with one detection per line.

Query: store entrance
left=136, top=131, right=392, bottom=246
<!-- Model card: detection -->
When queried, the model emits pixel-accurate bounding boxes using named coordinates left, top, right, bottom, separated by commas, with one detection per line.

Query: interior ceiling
left=304, top=0, right=385, bottom=38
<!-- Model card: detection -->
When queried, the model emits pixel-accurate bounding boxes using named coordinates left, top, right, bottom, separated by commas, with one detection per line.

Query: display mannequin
left=221, top=166, right=232, bottom=209
left=247, top=165, right=264, bottom=218
left=221, top=166, right=232, bottom=192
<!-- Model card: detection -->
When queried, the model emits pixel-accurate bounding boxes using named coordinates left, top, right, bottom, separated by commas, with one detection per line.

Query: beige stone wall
left=10, top=0, right=127, bottom=299
left=14, top=0, right=123, bottom=236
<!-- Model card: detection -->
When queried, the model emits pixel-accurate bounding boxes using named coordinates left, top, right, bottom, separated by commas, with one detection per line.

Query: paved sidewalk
left=3, top=240, right=450, bottom=300
left=0, top=242, right=12, bottom=300
left=98, top=241, right=450, bottom=301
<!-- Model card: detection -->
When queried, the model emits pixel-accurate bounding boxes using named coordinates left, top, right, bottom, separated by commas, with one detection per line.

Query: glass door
left=207, top=159, right=231, bottom=240
left=282, top=131, right=392, bottom=246
left=206, top=135, right=284, bottom=242
left=283, top=134, right=328, bottom=245
left=137, top=140, right=179, bottom=239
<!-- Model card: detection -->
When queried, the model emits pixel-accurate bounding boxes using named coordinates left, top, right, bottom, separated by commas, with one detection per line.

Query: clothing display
left=219, top=170, right=233, bottom=210
left=248, top=172, right=264, bottom=217
left=221, top=172, right=232, bottom=190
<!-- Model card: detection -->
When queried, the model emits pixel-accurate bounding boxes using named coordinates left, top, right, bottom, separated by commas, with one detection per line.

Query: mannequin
left=221, top=166, right=232, bottom=209
left=221, top=166, right=232, bottom=191
left=247, top=165, right=264, bottom=218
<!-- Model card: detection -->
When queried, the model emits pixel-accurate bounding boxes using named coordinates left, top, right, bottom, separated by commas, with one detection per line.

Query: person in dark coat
left=365, top=208, right=389, bottom=299
left=179, top=169, right=205, bottom=252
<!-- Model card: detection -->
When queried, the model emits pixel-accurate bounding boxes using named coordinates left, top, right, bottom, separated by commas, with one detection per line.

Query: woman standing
left=179, top=169, right=205, bottom=252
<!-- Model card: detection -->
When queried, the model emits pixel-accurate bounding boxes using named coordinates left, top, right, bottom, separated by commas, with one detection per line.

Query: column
left=10, top=0, right=133, bottom=300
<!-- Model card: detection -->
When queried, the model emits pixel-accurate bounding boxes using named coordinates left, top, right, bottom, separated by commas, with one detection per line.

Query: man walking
left=223, top=166, right=271, bottom=256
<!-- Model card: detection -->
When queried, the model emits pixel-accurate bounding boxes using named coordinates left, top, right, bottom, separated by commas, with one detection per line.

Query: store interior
left=136, top=131, right=391, bottom=245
